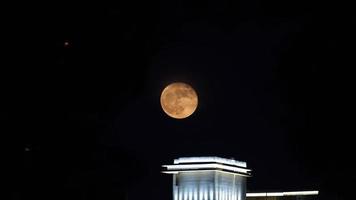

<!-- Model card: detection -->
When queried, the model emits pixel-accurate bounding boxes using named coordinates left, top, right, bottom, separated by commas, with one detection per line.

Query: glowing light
left=164, top=164, right=251, bottom=174
left=162, top=170, right=251, bottom=177
left=246, top=191, right=319, bottom=197
left=246, top=193, right=266, bottom=197
left=267, top=193, right=283, bottom=197
left=284, top=191, right=319, bottom=196
left=174, top=157, right=247, bottom=168
left=64, top=41, right=70, bottom=47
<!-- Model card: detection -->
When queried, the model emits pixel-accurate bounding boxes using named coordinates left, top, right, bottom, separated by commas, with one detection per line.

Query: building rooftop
left=163, top=156, right=251, bottom=177
left=173, top=157, right=247, bottom=167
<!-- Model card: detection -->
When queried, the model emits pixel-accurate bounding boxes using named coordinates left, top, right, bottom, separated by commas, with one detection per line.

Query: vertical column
left=214, top=172, right=218, bottom=200
left=209, top=183, right=214, bottom=200
left=194, top=183, right=198, bottom=200
left=204, top=184, right=208, bottom=200
left=188, top=185, right=194, bottom=200
left=173, top=175, right=178, bottom=200
left=185, top=186, right=188, bottom=200
left=232, top=175, right=236, bottom=200
left=199, top=181, right=203, bottom=200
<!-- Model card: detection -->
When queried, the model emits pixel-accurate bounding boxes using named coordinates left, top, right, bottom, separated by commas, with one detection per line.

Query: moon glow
left=160, top=82, right=198, bottom=119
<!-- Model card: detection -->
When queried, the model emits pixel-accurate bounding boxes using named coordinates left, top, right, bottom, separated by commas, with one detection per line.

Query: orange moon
left=160, top=82, right=198, bottom=119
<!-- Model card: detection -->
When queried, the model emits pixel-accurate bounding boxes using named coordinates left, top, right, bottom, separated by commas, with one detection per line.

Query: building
left=162, top=157, right=252, bottom=200
left=162, top=157, right=319, bottom=200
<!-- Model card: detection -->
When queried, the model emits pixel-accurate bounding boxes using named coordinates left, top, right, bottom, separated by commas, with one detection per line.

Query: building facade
left=163, top=157, right=252, bottom=200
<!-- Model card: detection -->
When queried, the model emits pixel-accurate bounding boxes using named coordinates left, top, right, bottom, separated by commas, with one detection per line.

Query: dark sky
left=7, top=1, right=354, bottom=200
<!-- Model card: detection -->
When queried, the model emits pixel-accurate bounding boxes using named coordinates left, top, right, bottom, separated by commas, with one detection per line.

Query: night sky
left=7, top=1, right=355, bottom=200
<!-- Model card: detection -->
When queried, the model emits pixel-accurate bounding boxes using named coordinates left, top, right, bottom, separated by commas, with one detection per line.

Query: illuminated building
left=162, top=157, right=252, bottom=200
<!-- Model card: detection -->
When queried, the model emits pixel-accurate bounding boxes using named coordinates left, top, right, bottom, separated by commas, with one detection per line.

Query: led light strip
left=162, top=169, right=251, bottom=177
left=174, top=157, right=247, bottom=168
left=246, top=191, right=319, bottom=197
left=283, top=191, right=319, bottom=196
left=163, top=163, right=251, bottom=174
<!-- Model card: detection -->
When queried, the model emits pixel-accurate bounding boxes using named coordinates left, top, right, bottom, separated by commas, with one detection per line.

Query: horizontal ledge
left=163, top=163, right=251, bottom=174
left=162, top=169, right=251, bottom=177
left=246, top=191, right=319, bottom=197
left=174, top=157, right=247, bottom=168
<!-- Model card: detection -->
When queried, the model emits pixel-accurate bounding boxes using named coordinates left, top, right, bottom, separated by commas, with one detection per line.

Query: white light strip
left=246, top=193, right=266, bottom=197
left=284, top=191, right=319, bottom=196
left=267, top=193, right=283, bottom=197
left=164, top=163, right=251, bottom=174
left=246, top=191, right=319, bottom=197
left=174, top=157, right=247, bottom=168
left=162, top=170, right=251, bottom=177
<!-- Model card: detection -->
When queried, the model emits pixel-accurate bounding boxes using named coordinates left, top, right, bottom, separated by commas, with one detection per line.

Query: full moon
left=160, top=82, right=198, bottom=119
